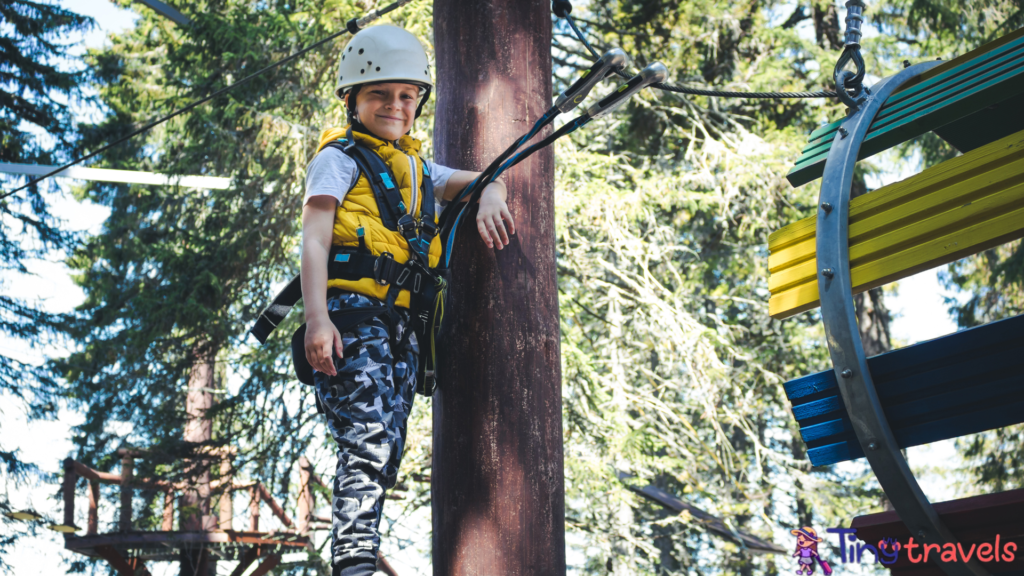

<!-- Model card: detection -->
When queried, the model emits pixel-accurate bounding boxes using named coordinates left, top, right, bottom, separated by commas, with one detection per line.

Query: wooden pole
left=87, top=480, right=100, bottom=535
left=297, top=456, right=313, bottom=535
left=119, top=454, right=134, bottom=532
left=219, top=457, right=233, bottom=530
left=249, top=486, right=260, bottom=532
left=163, top=490, right=175, bottom=531
left=432, top=1, right=566, bottom=574
left=62, top=458, right=76, bottom=535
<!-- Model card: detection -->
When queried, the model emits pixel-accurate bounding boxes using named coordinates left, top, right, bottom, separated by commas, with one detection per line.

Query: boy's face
left=348, top=82, right=421, bottom=141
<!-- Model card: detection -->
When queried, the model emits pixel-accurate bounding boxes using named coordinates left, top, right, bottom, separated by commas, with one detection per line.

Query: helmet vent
left=358, top=48, right=364, bottom=54
left=360, top=69, right=365, bottom=74
left=376, top=66, right=381, bottom=71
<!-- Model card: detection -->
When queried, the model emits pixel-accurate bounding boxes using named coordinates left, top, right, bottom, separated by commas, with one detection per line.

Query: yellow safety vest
left=314, top=126, right=443, bottom=308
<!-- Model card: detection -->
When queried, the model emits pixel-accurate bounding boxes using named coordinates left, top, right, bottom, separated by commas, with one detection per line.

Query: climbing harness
left=251, top=126, right=445, bottom=396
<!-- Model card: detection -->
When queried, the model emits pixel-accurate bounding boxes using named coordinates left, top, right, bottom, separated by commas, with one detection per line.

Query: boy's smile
left=347, top=82, right=422, bottom=141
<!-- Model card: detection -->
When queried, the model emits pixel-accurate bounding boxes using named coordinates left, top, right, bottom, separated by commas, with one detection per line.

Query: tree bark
left=180, top=346, right=216, bottom=576
left=432, top=0, right=566, bottom=573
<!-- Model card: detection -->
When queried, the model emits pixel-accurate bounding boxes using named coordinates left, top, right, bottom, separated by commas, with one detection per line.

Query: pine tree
left=0, top=1, right=92, bottom=569
left=59, top=0, right=437, bottom=557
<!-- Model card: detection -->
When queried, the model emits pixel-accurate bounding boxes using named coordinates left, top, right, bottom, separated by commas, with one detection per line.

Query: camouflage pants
left=314, top=291, right=418, bottom=575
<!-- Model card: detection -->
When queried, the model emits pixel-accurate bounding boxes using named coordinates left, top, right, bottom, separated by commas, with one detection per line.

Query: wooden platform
left=769, top=128, right=1024, bottom=319
left=64, top=530, right=313, bottom=576
left=786, top=26, right=1024, bottom=187
left=64, top=529, right=312, bottom=560
left=785, top=313, right=1024, bottom=466
left=850, top=488, right=1024, bottom=576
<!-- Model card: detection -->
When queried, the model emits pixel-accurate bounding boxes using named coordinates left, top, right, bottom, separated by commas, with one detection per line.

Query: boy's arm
left=301, top=196, right=343, bottom=376
left=441, top=170, right=515, bottom=250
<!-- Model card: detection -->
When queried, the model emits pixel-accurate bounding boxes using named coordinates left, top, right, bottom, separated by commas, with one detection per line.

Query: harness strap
left=250, top=274, right=303, bottom=344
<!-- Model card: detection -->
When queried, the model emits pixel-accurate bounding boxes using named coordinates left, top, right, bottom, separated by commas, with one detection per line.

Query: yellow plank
left=767, top=128, right=1024, bottom=319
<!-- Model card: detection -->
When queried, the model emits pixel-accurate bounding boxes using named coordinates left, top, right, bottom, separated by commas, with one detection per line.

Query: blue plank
left=785, top=315, right=1024, bottom=467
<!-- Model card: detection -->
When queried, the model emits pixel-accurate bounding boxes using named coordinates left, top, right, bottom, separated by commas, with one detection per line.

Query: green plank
left=788, top=31, right=1024, bottom=187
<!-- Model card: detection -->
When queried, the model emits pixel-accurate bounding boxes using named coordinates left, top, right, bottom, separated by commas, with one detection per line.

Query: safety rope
left=0, top=0, right=415, bottom=201
left=559, top=9, right=839, bottom=100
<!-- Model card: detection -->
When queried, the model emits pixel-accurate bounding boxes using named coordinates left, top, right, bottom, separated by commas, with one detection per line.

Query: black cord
left=0, top=0, right=411, bottom=201
left=563, top=13, right=838, bottom=99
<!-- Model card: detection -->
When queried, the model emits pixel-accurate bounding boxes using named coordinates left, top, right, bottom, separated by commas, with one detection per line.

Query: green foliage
left=0, top=1, right=93, bottom=571
left=48, top=0, right=1024, bottom=573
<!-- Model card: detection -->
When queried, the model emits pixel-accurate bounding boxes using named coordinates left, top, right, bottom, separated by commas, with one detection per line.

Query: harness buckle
left=397, top=214, right=417, bottom=239
left=419, top=218, right=438, bottom=238
left=373, top=252, right=394, bottom=285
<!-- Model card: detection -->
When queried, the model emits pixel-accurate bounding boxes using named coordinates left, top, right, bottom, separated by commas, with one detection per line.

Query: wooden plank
left=94, top=545, right=150, bottom=576
left=248, top=553, right=281, bottom=576
left=786, top=27, right=1024, bottom=187
left=228, top=547, right=260, bottom=576
left=785, top=314, right=1024, bottom=466
left=768, top=128, right=1024, bottom=319
left=64, top=530, right=312, bottom=551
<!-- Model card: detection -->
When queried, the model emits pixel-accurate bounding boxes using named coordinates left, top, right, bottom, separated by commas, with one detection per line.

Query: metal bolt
left=838, top=127, right=849, bottom=139
left=841, top=368, right=853, bottom=378
left=903, top=60, right=911, bottom=68
left=821, top=268, right=834, bottom=279
left=868, top=441, right=878, bottom=450
left=821, top=202, right=833, bottom=213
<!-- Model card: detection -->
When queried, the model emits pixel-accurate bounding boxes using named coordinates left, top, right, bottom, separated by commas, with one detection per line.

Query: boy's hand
left=305, top=316, right=344, bottom=377
left=476, top=183, right=515, bottom=250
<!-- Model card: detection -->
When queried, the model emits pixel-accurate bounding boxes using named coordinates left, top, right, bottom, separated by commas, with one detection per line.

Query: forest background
left=2, top=0, right=1023, bottom=574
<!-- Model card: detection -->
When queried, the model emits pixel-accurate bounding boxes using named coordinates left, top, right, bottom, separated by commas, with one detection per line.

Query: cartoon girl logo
left=791, top=527, right=833, bottom=576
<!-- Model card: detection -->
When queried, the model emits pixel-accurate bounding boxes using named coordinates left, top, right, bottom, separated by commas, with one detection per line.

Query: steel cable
left=0, top=0, right=414, bottom=200
left=563, top=13, right=839, bottom=99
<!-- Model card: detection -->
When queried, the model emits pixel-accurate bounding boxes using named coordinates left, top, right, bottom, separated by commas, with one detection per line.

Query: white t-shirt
left=303, top=146, right=457, bottom=211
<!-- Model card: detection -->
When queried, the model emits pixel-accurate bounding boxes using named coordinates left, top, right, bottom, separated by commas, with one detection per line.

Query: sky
left=1, top=1, right=973, bottom=574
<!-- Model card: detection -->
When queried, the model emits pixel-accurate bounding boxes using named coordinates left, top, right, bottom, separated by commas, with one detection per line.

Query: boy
left=301, top=24, right=513, bottom=576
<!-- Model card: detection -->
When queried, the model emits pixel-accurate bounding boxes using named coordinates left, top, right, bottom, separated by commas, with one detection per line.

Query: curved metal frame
left=817, top=61, right=989, bottom=576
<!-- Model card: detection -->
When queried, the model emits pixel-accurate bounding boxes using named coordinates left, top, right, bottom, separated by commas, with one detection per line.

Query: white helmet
left=335, top=24, right=433, bottom=101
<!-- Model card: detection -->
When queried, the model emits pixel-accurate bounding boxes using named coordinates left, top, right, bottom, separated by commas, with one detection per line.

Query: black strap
left=323, top=139, right=404, bottom=231
left=250, top=274, right=303, bottom=344
left=329, top=247, right=429, bottom=294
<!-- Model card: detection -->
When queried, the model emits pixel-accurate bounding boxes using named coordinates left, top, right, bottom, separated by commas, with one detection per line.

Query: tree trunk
left=180, top=345, right=216, bottom=576
left=432, top=0, right=566, bottom=573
